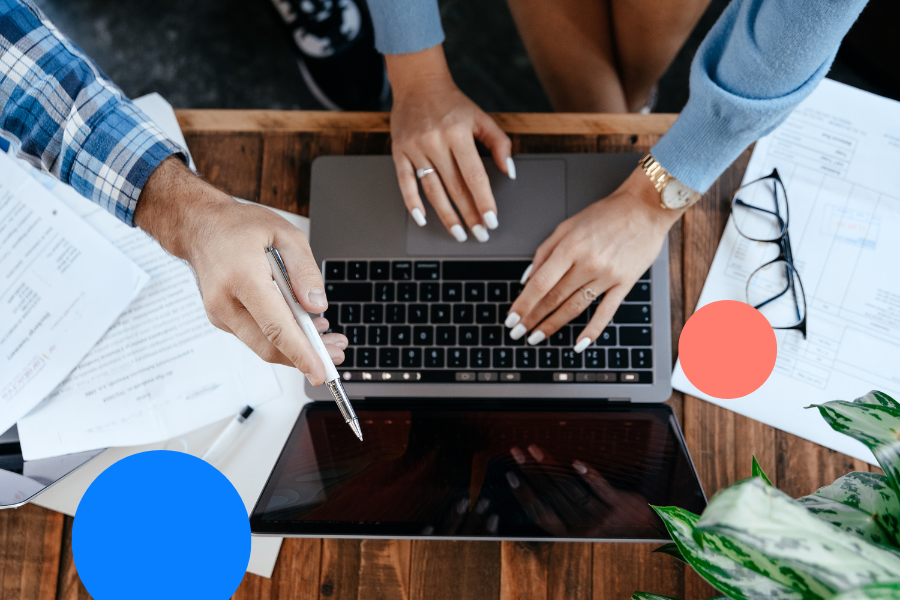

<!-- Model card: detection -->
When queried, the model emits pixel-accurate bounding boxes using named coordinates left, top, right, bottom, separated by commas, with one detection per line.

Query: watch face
left=662, top=180, right=700, bottom=209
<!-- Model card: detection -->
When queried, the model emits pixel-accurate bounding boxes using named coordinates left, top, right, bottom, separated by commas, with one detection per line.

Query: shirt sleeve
left=365, top=0, right=444, bottom=55
left=0, top=0, right=188, bottom=226
left=651, top=0, right=869, bottom=193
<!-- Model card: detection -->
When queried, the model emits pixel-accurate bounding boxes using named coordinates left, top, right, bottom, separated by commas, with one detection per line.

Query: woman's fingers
left=415, top=158, right=469, bottom=242
left=451, top=136, right=498, bottom=233
left=393, top=152, right=428, bottom=227
left=474, top=111, right=514, bottom=180
left=575, top=286, right=630, bottom=351
left=505, top=251, right=574, bottom=338
left=526, top=277, right=600, bottom=344
left=429, top=150, right=489, bottom=242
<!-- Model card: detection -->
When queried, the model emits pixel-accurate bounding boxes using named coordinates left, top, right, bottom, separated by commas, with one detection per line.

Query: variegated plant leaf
left=695, top=478, right=900, bottom=598
left=631, top=593, right=682, bottom=600
left=855, top=392, right=900, bottom=411
left=752, top=455, right=773, bottom=486
left=807, top=399, right=900, bottom=502
left=652, top=542, right=687, bottom=563
left=652, top=505, right=804, bottom=600
left=831, top=583, right=900, bottom=600
left=797, top=472, right=900, bottom=548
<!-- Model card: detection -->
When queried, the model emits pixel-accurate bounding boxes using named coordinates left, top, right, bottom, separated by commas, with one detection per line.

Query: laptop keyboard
left=321, top=260, right=653, bottom=384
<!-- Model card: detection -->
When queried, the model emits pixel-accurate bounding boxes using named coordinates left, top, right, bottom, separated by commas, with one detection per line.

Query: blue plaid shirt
left=0, top=0, right=186, bottom=225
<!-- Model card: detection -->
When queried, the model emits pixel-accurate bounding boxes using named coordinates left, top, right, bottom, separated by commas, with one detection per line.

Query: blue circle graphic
left=73, top=450, right=250, bottom=600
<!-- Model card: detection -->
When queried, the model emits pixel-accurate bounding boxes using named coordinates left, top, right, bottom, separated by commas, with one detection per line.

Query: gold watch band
left=639, top=153, right=673, bottom=195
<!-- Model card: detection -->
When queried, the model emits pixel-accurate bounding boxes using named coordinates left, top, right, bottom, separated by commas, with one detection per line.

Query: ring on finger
left=582, top=287, right=598, bottom=302
left=416, top=167, right=436, bottom=179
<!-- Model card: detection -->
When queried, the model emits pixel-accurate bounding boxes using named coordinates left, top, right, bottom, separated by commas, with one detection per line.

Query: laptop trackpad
left=406, top=159, right=566, bottom=256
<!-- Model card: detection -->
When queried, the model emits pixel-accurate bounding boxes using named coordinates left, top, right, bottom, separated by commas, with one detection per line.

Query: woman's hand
left=386, top=45, right=514, bottom=243
left=503, top=168, right=684, bottom=352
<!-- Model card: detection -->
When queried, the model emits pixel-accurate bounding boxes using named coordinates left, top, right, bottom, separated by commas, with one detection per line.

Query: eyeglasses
left=731, top=168, right=807, bottom=339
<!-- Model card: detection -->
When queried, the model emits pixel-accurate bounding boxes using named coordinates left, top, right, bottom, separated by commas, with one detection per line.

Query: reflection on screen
left=252, top=403, right=705, bottom=540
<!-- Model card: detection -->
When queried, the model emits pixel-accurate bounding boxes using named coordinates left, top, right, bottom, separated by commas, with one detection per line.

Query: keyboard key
left=369, top=326, right=388, bottom=345
left=493, top=348, right=513, bottom=368
left=357, top=348, right=376, bottom=368
left=436, top=326, right=456, bottom=345
left=325, top=283, right=372, bottom=302
left=345, top=325, right=366, bottom=346
left=340, top=304, right=361, bottom=324
left=584, top=349, right=605, bottom=369
left=487, top=282, right=508, bottom=302
left=324, top=261, right=345, bottom=281
left=379, top=348, right=399, bottom=368
left=342, top=348, right=354, bottom=367
left=398, top=283, right=417, bottom=302
left=470, top=348, right=490, bottom=368
left=348, top=261, right=367, bottom=280
left=482, top=326, right=502, bottom=345
left=571, top=307, right=590, bottom=324
left=442, top=260, right=531, bottom=280
left=413, top=326, right=434, bottom=346
left=325, top=324, right=342, bottom=335
left=391, top=326, right=411, bottom=345
left=465, top=282, right=485, bottom=302
left=515, top=348, right=536, bottom=368
left=324, top=305, right=339, bottom=328
left=609, top=348, right=628, bottom=368
left=510, top=283, right=524, bottom=299
left=415, top=262, right=441, bottom=280
left=408, top=304, right=428, bottom=323
left=453, top=304, right=474, bottom=323
left=549, top=327, right=571, bottom=346
left=363, top=304, right=383, bottom=323
left=504, top=327, right=525, bottom=346
left=631, top=348, right=652, bottom=368
left=615, top=304, right=651, bottom=324
left=448, top=348, right=467, bottom=368
left=370, top=261, right=390, bottom=280
left=375, top=283, right=395, bottom=302
left=425, top=348, right=444, bottom=368
left=561, top=349, right=582, bottom=369
left=420, top=282, right=440, bottom=302
left=620, top=326, right=652, bottom=346
left=475, top=304, right=496, bottom=324
left=386, top=305, right=406, bottom=324
left=596, top=327, right=617, bottom=346
left=402, top=347, right=422, bottom=368
left=392, top=261, right=412, bottom=280
left=539, top=348, right=559, bottom=369
left=626, top=282, right=651, bottom=302
left=431, top=305, right=451, bottom=323
left=640, top=269, right=651, bottom=281
left=459, top=326, right=479, bottom=345
left=442, top=282, right=462, bottom=302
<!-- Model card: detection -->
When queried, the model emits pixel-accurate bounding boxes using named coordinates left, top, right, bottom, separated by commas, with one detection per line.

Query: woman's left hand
left=504, top=168, right=685, bottom=352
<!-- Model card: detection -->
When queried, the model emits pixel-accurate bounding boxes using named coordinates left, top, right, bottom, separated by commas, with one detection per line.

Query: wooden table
left=0, top=111, right=878, bottom=600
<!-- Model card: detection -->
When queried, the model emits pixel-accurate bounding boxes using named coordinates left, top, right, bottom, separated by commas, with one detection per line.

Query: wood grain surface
left=1, top=111, right=875, bottom=600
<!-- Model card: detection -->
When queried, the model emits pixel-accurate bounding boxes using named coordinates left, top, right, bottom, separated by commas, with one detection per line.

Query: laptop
left=249, top=154, right=705, bottom=541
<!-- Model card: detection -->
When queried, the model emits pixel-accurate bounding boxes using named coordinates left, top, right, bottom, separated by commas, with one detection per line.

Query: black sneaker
left=269, top=0, right=390, bottom=110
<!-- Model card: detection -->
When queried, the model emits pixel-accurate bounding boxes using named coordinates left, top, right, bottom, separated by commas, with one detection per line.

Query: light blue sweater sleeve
left=365, top=0, right=444, bottom=55
left=652, top=0, right=868, bottom=193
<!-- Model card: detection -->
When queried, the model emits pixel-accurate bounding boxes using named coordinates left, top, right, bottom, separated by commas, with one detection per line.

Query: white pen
left=265, top=246, right=363, bottom=441
left=201, top=405, right=254, bottom=464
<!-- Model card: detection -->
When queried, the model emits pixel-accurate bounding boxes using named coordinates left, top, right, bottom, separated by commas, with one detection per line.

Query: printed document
left=0, top=154, right=147, bottom=436
left=673, top=79, right=900, bottom=465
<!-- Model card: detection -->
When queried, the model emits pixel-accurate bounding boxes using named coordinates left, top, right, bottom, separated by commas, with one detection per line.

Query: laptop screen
left=250, top=401, right=705, bottom=540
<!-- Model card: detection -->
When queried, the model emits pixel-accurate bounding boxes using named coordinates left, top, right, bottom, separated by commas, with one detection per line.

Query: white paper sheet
left=0, top=154, right=148, bottom=436
left=672, top=79, right=900, bottom=465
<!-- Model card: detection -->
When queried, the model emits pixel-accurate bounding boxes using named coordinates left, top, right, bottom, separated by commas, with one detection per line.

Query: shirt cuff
left=369, top=0, right=445, bottom=55
left=66, top=101, right=189, bottom=226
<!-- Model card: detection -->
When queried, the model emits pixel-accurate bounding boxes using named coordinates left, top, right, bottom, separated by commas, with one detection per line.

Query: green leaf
left=695, top=478, right=900, bottom=598
left=807, top=397, right=900, bottom=501
left=797, top=471, right=900, bottom=548
left=751, top=455, right=773, bottom=486
left=652, top=504, right=803, bottom=600
left=832, top=583, right=900, bottom=600
left=631, top=593, right=682, bottom=600
left=651, top=542, right=687, bottom=563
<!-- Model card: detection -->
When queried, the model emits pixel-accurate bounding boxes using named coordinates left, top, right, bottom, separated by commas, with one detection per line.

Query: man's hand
left=134, top=157, right=348, bottom=385
left=387, top=45, right=513, bottom=243
left=504, top=168, right=684, bottom=352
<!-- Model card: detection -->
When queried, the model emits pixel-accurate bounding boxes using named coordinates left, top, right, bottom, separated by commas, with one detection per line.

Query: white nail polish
left=411, top=208, right=427, bottom=227
left=510, top=324, right=527, bottom=340
left=519, top=263, right=533, bottom=285
left=506, top=157, right=516, bottom=180
left=483, top=211, right=499, bottom=230
left=573, top=338, right=591, bottom=353
left=450, top=224, right=468, bottom=242
left=573, top=460, right=588, bottom=475
left=472, top=224, right=490, bottom=243
left=527, top=330, right=546, bottom=345
left=504, top=312, right=521, bottom=328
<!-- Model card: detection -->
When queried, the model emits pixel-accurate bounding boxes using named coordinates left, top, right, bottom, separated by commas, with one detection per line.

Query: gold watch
left=639, top=153, right=702, bottom=210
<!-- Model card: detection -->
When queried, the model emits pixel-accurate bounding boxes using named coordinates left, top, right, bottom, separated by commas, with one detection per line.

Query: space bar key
left=324, top=283, right=373, bottom=302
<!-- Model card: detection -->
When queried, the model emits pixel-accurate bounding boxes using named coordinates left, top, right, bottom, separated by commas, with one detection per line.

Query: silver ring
left=416, top=167, right=435, bottom=179
left=582, top=287, right=598, bottom=302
